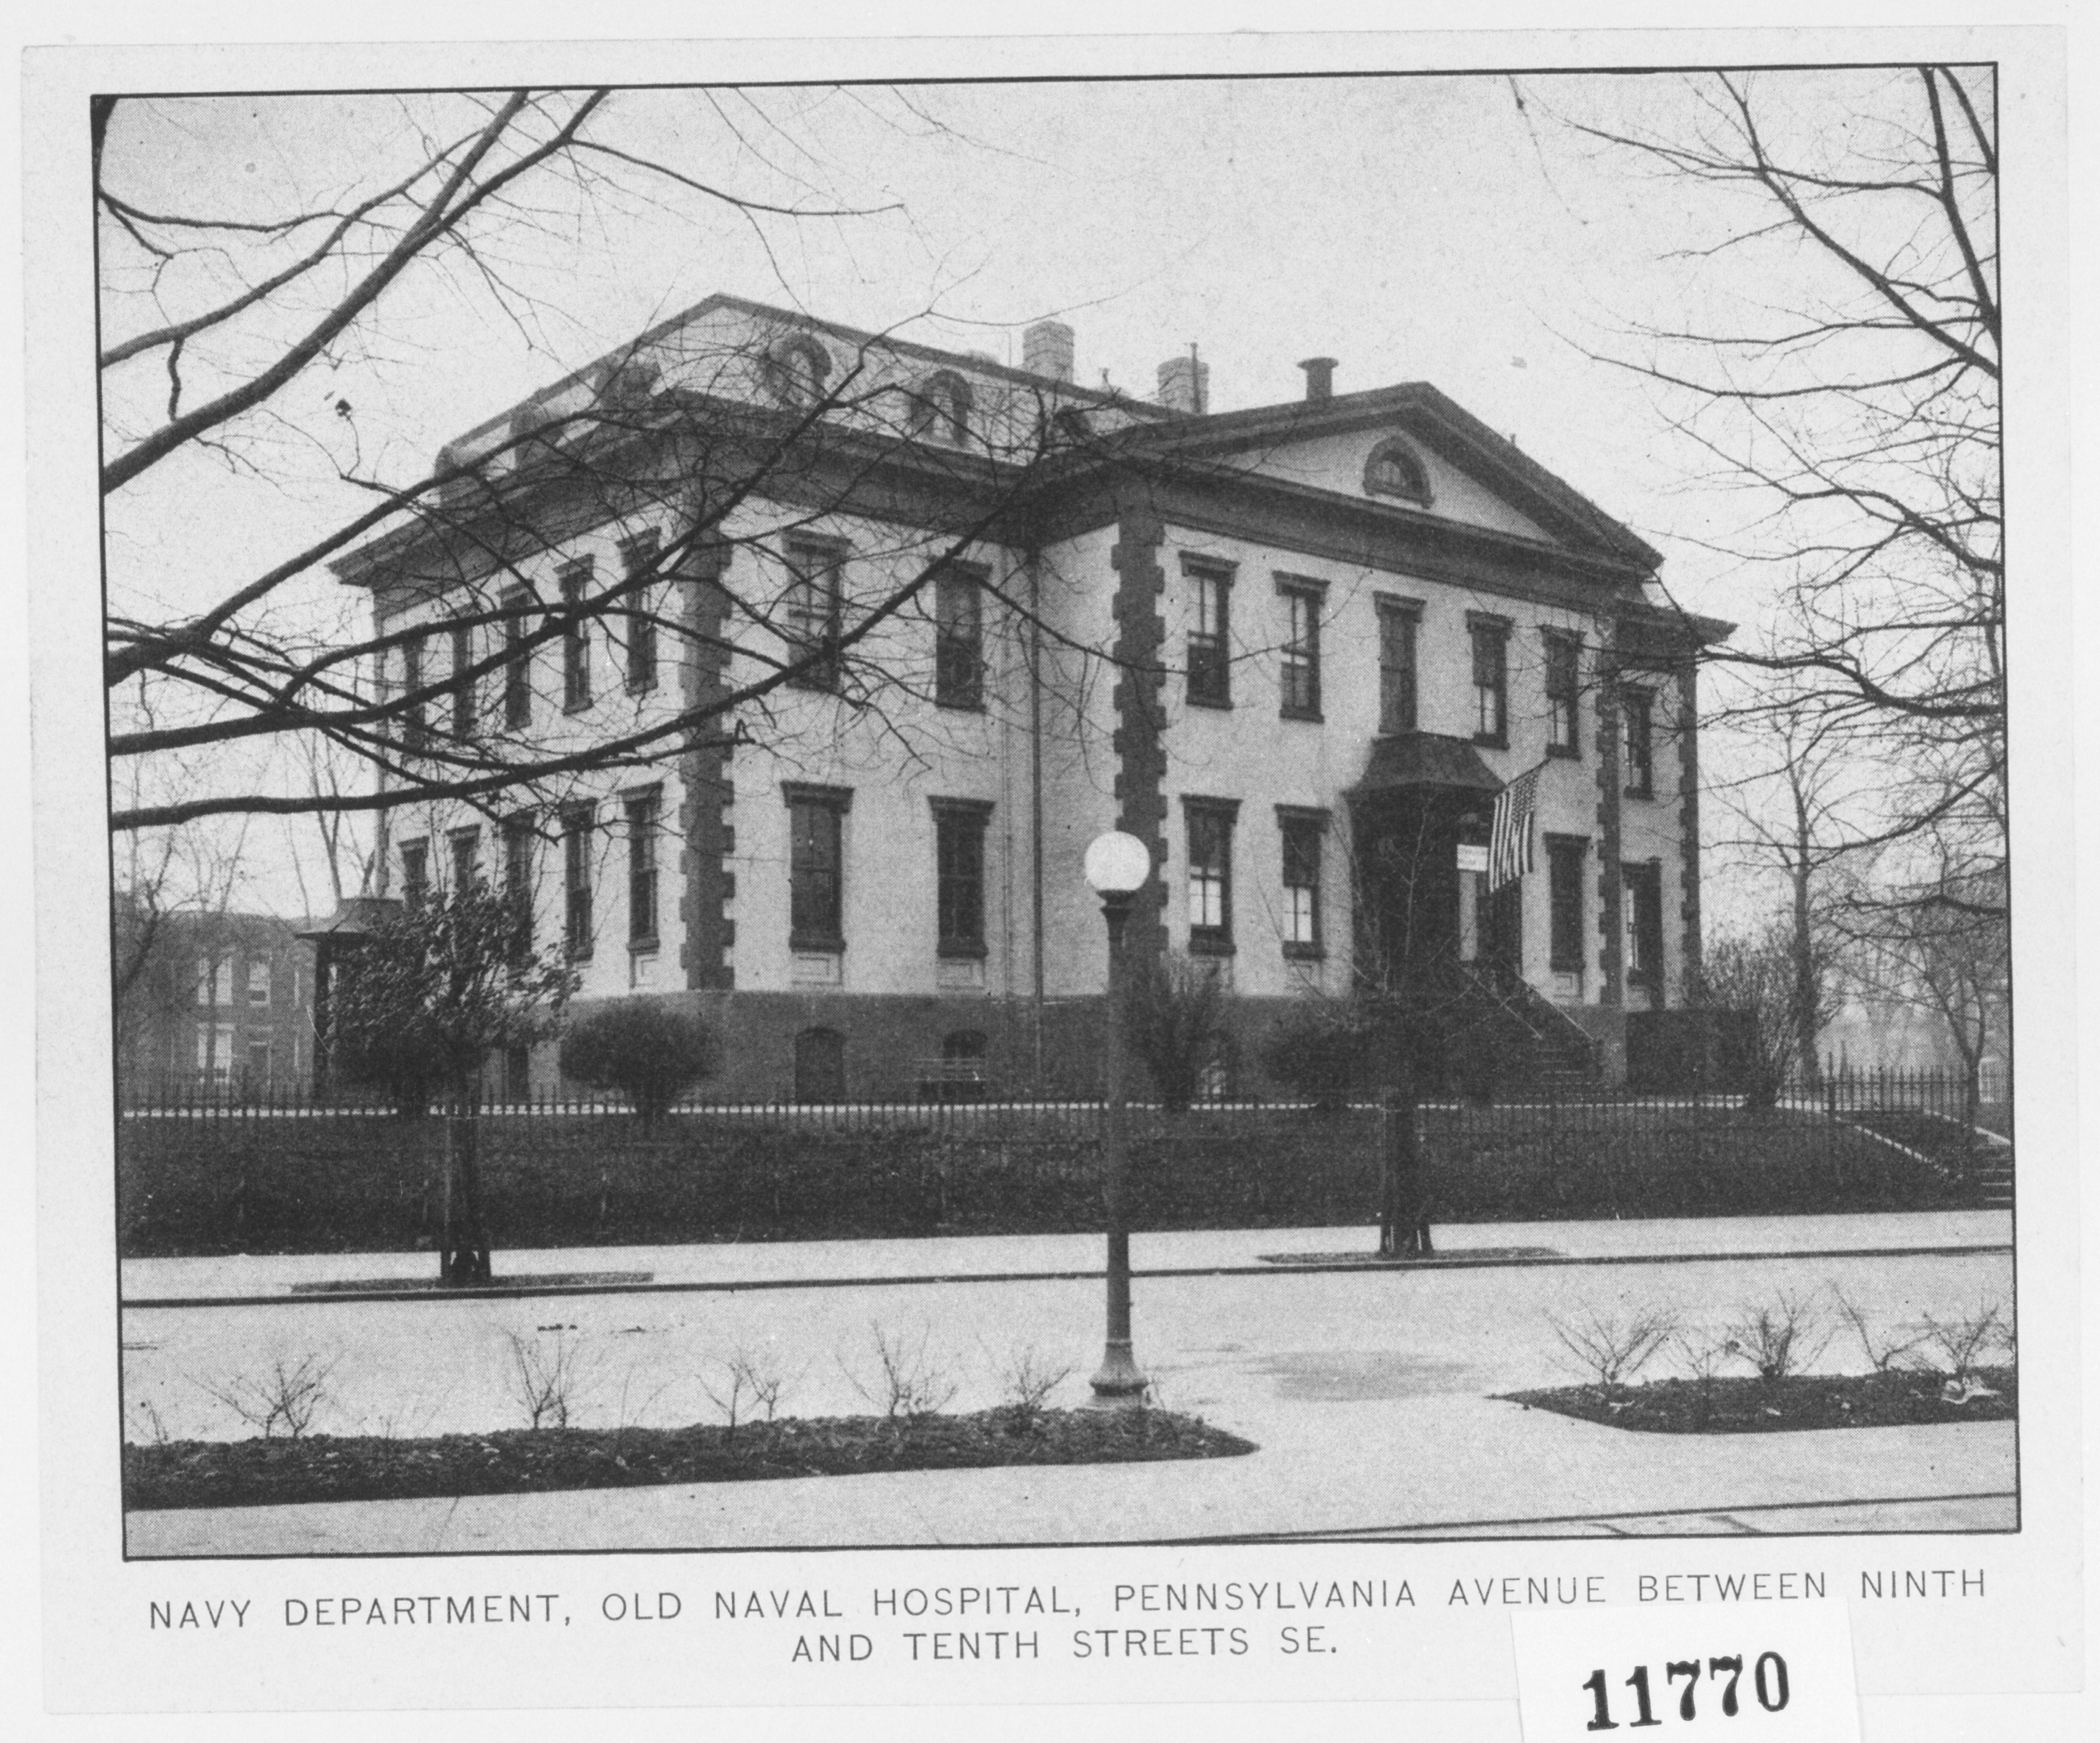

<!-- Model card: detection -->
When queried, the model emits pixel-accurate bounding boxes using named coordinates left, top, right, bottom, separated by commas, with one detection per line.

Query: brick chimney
left=1023, top=320, right=1075, bottom=383
left=1298, top=356, right=1337, bottom=402
left=1156, top=353, right=1210, bottom=415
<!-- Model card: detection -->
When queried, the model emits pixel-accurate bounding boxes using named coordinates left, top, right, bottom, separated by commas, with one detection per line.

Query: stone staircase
left=1967, top=1140, right=2015, bottom=1209
left=1447, top=962, right=1602, bottom=1096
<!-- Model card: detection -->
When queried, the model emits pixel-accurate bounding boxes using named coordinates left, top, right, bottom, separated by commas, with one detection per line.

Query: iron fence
left=115, top=1065, right=2012, bottom=1259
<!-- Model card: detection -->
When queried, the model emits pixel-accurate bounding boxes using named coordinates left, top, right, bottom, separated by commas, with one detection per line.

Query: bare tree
left=1709, top=699, right=1861, bottom=1080
left=1691, top=921, right=1826, bottom=1105
left=97, top=90, right=1157, bottom=835
left=110, top=796, right=255, bottom=1093
left=1542, top=67, right=2003, bottom=949
left=1854, top=847, right=2008, bottom=1140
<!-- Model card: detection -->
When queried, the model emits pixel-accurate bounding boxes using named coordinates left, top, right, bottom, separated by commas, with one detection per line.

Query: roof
left=1096, top=381, right=1664, bottom=573
left=1348, top=733, right=1506, bottom=797
left=441, top=292, right=1174, bottom=457
left=335, top=296, right=1731, bottom=651
left=294, top=895, right=404, bottom=944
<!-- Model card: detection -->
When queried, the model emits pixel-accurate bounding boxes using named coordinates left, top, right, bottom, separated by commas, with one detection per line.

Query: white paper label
left=1513, top=1605, right=1860, bottom=1743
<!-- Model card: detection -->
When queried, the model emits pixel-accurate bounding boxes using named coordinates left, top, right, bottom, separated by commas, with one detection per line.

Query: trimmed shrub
left=559, top=999, right=718, bottom=1121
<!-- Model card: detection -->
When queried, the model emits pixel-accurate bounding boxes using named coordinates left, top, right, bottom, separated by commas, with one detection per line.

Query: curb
left=122, top=1240, right=2013, bottom=1311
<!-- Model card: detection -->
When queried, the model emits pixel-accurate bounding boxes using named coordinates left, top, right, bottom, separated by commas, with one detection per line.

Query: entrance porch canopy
left=1347, top=732, right=1504, bottom=798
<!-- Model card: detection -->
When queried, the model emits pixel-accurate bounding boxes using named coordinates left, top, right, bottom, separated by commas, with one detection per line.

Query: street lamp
left=1083, top=829, right=1153, bottom=1404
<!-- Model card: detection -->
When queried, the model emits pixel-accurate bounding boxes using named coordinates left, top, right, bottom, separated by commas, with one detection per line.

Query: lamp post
left=1083, top=829, right=1152, bottom=1403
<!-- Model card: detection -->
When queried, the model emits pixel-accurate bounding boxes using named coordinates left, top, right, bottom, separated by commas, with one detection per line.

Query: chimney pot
left=1023, top=320, right=1076, bottom=384
left=1298, top=356, right=1338, bottom=402
left=1156, top=354, right=1210, bottom=416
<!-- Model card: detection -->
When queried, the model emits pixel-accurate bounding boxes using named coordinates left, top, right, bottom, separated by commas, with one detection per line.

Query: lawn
left=117, top=1099, right=1976, bottom=1258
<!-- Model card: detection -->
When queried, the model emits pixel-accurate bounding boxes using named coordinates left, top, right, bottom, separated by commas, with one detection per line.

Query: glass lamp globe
left=1083, top=831, right=1152, bottom=896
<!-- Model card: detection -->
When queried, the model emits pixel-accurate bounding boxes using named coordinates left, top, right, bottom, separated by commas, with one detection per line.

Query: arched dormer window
left=761, top=335, right=833, bottom=409
left=906, top=369, right=974, bottom=447
left=1364, top=436, right=1432, bottom=506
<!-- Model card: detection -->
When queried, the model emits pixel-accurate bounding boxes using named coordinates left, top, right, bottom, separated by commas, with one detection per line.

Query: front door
left=1352, top=792, right=1468, bottom=987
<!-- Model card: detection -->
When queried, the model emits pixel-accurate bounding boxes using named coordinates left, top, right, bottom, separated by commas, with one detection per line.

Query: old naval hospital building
left=332, top=294, right=1728, bottom=1101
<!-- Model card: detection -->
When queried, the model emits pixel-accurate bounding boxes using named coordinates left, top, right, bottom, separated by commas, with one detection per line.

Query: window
left=1545, top=632, right=1581, bottom=757
left=1185, top=561, right=1231, bottom=707
left=196, top=1022, right=236, bottom=1083
left=195, top=955, right=233, bottom=1007
left=933, top=564, right=985, bottom=710
left=785, top=784, right=851, bottom=950
left=400, top=631, right=430, bottom=748
left=626, top=789, right=660, bottom=947
left=1470, top=616, right=1509, bottom=746
left=763, top=335, right=832, bottom=409
left=622, top=531, right=660, bottom=695
left=502, top=814, right=536, bottom=954
left=247, top=1040, right=273, bottom=1082
left=932, top=799, right=992, bottom=957
left=399, top=839, right=430, bottom=912
left=1377, top=598, right=1420, bottom=734
left=1278, top=580, right=1323, bottom=719
left=1623, top=687, right=1656, bottom=798
left=1183, top=797, right=1239, bottom=954
left=246, top=960, right=271, bottom=1007
left=782, top=539, right=845, bottom=692
left=941, top=1030, right=988, bottom=1090
left=1547, top=835, right=1588, bottom=974
left=450, top=621, right=476, bottom=740
left=562, top=805, right=595, bottom=958
left=560, top=560, right=593, bottom=712
left=1624, top=861, right=1664, bottom=989
left=1278, top=807, right=1328, bottom=957
left=1364, top=436, right=1432, bottom=504
left=502, top=585, right=532, bottom=729
left=448, top=826, right=482, bottom=892
left=907, top=370, right=973, bottom=446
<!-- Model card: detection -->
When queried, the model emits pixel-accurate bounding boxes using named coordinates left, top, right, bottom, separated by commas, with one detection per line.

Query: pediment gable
left=1113, top=384, right=1660, bottom=573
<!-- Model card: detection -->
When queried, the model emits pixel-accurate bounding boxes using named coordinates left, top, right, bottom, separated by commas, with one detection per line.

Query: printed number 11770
left=1583, top=1654, right=1790, bottom=1727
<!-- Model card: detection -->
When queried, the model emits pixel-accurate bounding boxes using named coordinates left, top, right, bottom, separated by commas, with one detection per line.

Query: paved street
left=122, top=1212, right=2016, bottom=1554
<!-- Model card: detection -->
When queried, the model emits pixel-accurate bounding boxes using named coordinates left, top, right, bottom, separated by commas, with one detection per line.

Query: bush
left=559, top=999, right=718, bottom=1121
left=1122, top=954, right=1232, bottom=1113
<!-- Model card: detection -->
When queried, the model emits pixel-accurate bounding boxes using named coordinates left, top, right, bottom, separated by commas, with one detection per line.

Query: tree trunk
left=439, top=1079, right=491, bottom=1286
left=1378, top=1080, right=1432, bottom=1258
left=1789, top=789, right=1821, bottom=1087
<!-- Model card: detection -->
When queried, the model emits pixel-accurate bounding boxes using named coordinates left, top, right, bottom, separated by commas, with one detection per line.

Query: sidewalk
left=121, top=1207, right=2012, bottom=1305
left=124, top=1401, right=2015, bottom=1555
left=122, top=1210, right=2017, bottom=1556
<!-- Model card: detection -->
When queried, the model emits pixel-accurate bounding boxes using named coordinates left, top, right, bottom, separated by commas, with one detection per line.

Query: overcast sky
left=98, top=68, right=1961, bottom=919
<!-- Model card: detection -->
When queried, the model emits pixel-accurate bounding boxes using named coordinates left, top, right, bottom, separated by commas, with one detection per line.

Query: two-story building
left=114, top=908, right=317, bottom=1100
left=331, top=295, right=1728, bottom=1100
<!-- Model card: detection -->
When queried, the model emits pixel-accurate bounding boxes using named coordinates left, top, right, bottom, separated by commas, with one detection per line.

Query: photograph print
left=98, top=64, right=2016, bottom=1558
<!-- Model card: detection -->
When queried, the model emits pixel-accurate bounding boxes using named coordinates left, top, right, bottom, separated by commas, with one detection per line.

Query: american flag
left=1487, top=761, right=1544, bottom=892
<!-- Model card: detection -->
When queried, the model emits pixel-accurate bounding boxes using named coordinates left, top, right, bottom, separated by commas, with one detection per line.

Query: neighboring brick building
left=332, top=294, right=1729, bottom=1099
left=115, top=909, right=316, bottom=1098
